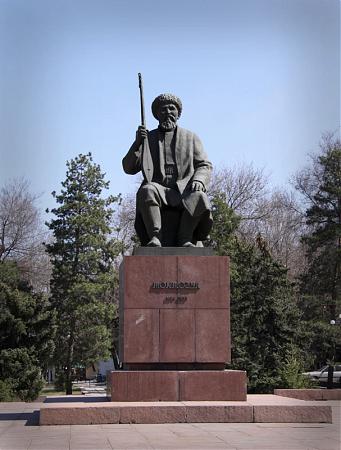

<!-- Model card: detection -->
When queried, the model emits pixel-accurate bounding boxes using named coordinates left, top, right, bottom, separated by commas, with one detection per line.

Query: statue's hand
left=135, top=126, right=148, bottom=146
left=191, top=181, right=205, bottom=192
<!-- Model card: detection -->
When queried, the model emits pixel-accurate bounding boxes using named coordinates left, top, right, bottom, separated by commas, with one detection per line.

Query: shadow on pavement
left=44, top=396, right=108, bottom=403
left=0, top=411, right=40, bottom=426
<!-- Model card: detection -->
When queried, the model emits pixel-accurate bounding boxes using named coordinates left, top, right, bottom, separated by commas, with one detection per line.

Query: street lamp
left=327, top=313, right=341, bottom=389
left=330, top=313, right=341, bottom=326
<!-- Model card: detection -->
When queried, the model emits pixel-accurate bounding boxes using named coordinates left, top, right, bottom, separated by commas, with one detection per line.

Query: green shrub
left=54, top=370, right=66, bottom=391
left=278, top=346, right=317, bottom=389
left=0, top=348, right=43, bottom=401
left=0, top=380, right=17, bottom=401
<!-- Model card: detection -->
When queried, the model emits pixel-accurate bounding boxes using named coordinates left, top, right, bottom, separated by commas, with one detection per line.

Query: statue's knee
left=196, top=190, right=207, bottom=201
left=186, top=190, right=207, bottom=202
left=137, top=183, right=160, bottom=205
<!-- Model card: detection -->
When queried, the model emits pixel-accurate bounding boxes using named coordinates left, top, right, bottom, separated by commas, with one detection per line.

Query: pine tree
left=0, top=261, right=55, bottom=401
left=46, top=153, right=120, bottom=394
left=296, top=137, right=341, bottom=320
left=229, top=239, right=303, bottom=392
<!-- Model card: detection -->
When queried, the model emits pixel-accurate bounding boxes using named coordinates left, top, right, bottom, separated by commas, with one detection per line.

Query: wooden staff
left=138, top=73, right=153, bottom=182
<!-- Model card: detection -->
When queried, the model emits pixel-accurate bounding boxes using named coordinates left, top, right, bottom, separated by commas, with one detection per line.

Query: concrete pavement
left=0, top=399, right=340, bottom=449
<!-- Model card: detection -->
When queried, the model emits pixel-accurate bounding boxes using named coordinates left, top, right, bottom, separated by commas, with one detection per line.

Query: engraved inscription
left=151, top=282, right=199, bottom=289
left=163, top=296, right=187, bottom=304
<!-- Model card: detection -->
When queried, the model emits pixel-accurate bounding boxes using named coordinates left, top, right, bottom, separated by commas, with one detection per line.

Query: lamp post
left=328, top=314, right=341, bottom=389
left=330, top=313, right=341, bottom=326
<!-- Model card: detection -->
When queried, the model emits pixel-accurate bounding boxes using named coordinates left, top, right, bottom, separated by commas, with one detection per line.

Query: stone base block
left=119, top=404, right=186, bottom=424
left=39, top=395, right=332, bottom=425
left=179, top=370, right=246, bottom=401
left=184, top=402, right=253, bottom=423
left=108, top=370, right=247, bottom=402
left=253, top=405, right=332, bottom=423
left=274, top=388, right=341, bottom=401
left=108, top=371, right=179, bottom=402
left=40, top=404, right=120, bottom=426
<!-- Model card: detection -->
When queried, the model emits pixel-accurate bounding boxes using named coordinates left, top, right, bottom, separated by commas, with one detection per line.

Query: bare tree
left=242, top=190, right=307, bottom=277
left=209, top=163, right=271, bottom=222
left=209, top=163, right=307, bottom=278
left=111, top=193, right=137, bottom=256
left=293, top=133, right=341, bottom=211
left=0, top=178, right=51, bottom=291
left=16, top=242, right=52, bottom=293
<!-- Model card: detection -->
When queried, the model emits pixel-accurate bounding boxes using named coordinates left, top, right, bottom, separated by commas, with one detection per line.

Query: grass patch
left=42, top=386, right=82, bottom=396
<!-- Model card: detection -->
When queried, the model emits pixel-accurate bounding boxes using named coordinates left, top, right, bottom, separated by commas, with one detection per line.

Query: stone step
left=39, top=394, right=332, bottom=425
left=274, top=388, right=341, bottom=401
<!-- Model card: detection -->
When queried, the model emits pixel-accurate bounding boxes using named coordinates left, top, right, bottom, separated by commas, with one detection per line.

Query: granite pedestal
left=109, top=247, right=247, bottom=402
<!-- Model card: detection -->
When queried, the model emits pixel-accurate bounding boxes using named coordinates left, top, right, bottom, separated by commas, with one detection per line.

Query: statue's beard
left=159, top=117, right=177, bottom=131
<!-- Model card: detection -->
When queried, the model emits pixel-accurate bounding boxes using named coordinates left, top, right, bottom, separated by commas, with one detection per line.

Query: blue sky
left=0, top=0, right=340, bottom=211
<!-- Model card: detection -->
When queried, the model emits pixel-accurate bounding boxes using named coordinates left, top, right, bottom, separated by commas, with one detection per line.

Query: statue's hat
left=151, top=94, right=182, bottom=119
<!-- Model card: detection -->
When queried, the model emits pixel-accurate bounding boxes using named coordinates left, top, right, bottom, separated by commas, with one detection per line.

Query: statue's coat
left=123, top=126, right=213, bottom=244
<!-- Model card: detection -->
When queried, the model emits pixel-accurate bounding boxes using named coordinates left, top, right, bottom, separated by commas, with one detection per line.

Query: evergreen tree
left=229, top=239, right=303, bottom=392
left=296, top=293, right=341, bottom=366
left=209, top=194, right=303, bottom=392
left=46, top=153, right=120, bottom=394
left=296, top=137, right=341, bottom=321
left=0, top=261, right=55, bottom=401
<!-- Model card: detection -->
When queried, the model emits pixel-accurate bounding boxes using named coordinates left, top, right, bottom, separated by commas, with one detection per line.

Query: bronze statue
left=122, top=89, right=213, bottom=247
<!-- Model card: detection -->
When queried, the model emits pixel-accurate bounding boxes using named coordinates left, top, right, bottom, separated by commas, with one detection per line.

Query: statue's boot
left=177, top=210, right=201, bottom=247
left=141, top=205, right=162, bottom=247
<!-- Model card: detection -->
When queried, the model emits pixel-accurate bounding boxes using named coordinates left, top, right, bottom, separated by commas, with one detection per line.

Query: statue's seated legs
left=137, top=184, right=162, bottom=247
left=136, top=183, right=211, bottom=247
left=177, top=209, right=201, bottom=247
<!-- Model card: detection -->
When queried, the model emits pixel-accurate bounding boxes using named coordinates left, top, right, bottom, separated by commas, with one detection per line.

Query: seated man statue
left=122, top=93, right=213, bottom=247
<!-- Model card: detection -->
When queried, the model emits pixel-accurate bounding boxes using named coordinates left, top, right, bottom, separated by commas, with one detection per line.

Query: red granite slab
left=109, top=370, right=247, bottom=402
left=274, top=388, right=341, bottom=401
left=159, top=309, right=195, bottom=362
left=179, top=370, right=247, bottom=401
left=177, top=256, right=229, bottom=308
left=123, top=256, right=178, bottom=309
left=119, top=404, right=186, bottom=423
left=39, top=404, right=120, bottom=425
left=253, top=405, right=332, bottom=423
left=122, top=255, right=229, bottom=309
left=123, top=309, right=159, bottom=362
left=184, top=403, right=253, bottom=423
left=195, top=309, right=230, bottom=363
left=110, top=371, right=179, bottom=401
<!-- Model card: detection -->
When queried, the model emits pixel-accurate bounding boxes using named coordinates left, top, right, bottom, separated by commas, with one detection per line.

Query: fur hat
left=151, top=93, right=182, bottom=119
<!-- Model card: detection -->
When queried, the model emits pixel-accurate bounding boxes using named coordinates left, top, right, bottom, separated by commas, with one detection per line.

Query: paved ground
left=0, top=400, right=340, bottom=450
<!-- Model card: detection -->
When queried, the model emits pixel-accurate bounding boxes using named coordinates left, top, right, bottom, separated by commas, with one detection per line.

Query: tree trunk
left=65, top=330, right=74, bottom=395
left=112, top=346, right=120, bottom=370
